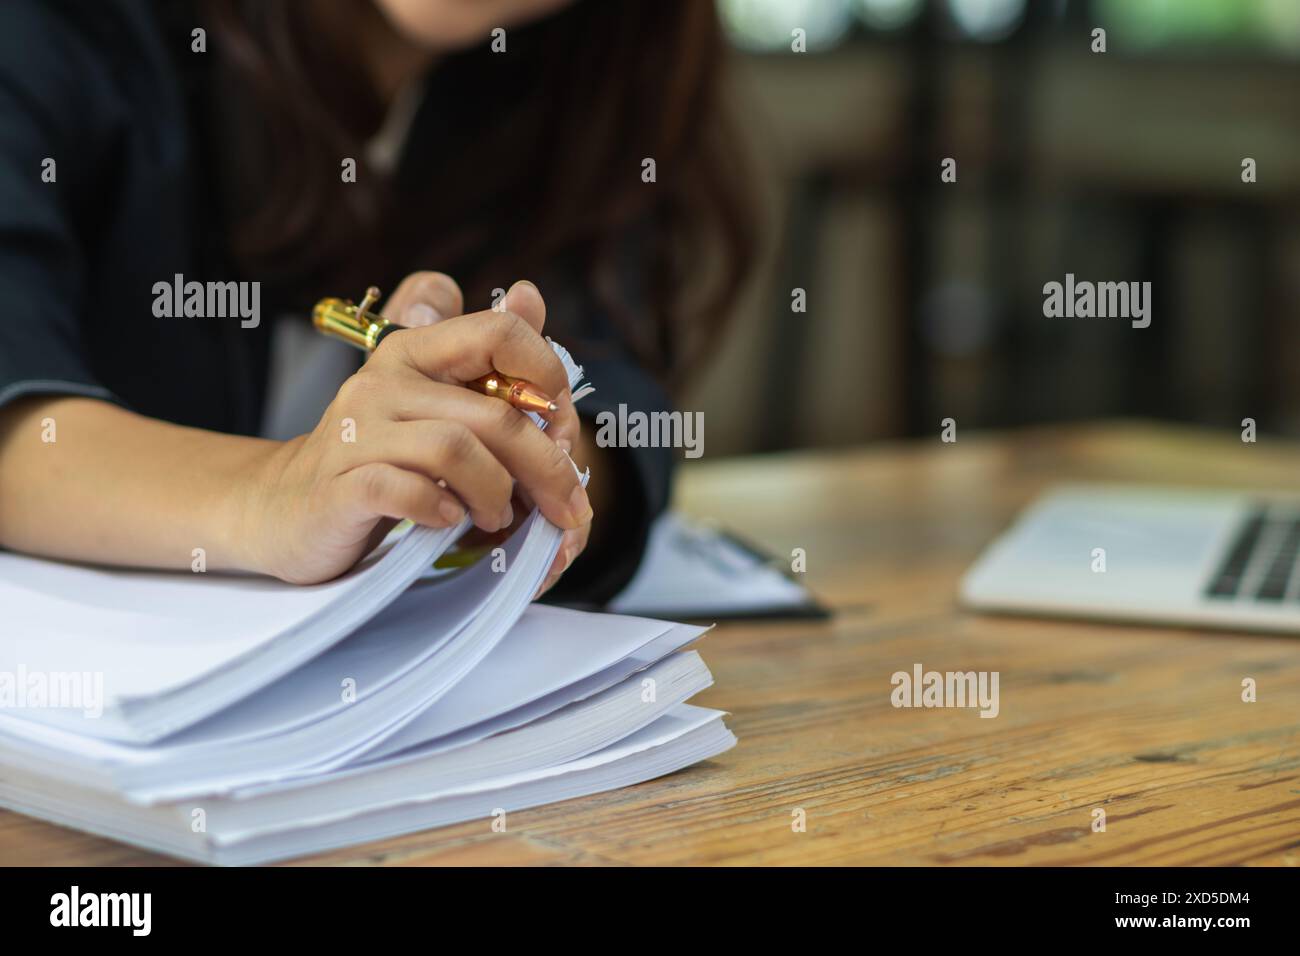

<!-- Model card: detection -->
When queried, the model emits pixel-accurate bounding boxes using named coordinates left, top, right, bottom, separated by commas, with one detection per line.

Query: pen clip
left=356, top=285, right=382, bottom=323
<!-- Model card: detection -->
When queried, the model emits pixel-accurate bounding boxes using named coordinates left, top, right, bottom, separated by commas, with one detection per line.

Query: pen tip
left=546, top=401, right=559, bottom=412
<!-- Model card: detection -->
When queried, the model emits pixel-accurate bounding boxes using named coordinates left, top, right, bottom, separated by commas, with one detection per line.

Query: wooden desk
left=4, top=422, right=1299, bottom=865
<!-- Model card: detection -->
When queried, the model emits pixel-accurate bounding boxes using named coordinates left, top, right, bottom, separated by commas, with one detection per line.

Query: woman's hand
left=388, top=272, right=593, bottom=596
left=235, top=273, right=593, bottom=585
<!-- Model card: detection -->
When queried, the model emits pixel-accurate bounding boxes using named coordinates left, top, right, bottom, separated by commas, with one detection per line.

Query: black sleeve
left=541, top=293, right=675, bottom=607
left=548, top=353, right=674, bottom=605
left=0, top=0, right=118, bottom=412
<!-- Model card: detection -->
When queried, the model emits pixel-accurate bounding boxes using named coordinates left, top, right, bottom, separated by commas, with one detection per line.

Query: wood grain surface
left=3, top=422, right=1298, bottom=866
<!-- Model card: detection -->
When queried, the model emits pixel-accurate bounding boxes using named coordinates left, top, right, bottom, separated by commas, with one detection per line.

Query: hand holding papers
left=0, top=343, right=734, bottom=863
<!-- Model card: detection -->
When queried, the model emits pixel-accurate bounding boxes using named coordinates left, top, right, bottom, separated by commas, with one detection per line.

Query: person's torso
left=54, top=0, right=270, bottom=435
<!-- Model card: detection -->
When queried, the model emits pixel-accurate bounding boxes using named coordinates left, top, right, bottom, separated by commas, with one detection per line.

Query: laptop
left=961, top=485, right=1300, bottom=634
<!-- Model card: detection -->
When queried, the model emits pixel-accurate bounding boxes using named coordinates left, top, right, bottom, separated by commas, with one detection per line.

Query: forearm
left=0, top=396, right=275, bottom=572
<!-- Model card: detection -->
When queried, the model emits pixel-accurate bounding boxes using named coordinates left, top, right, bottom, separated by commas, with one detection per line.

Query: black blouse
left=0, top=0, right=671, bottom=602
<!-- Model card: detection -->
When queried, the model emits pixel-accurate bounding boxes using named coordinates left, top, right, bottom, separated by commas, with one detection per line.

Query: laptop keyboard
left=1205, top=507, right=1300, bottom=601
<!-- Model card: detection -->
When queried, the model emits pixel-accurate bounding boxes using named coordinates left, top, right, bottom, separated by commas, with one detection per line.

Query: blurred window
left=944, top=0, right=1026, bottom=41
left=718, top=0, right=854, bottom=52
left=853, top=0, right=925, bottom=31
left=1095, top=0, right=1300, bottom=53
left=719, top=0, right=1300, bottom=52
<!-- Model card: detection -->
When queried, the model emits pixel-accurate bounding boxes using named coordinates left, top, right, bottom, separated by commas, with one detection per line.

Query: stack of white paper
left=0, top=347, right=734, bottom=864
left=0, top=507, right=734, bottom=864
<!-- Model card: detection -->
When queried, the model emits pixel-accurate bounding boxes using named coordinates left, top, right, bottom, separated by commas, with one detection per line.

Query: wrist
left=211, top=436, right=291, bottom=576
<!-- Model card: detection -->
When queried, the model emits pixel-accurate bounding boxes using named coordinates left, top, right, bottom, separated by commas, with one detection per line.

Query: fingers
left=385, top=359, right=580, bottom=474
left=335, top=462, right=467, bottom=530
left=382, top=273, right=540, bottom=330
left=537, top=521, right=591, bottom=598
left=383, top=271, right=464, bottom=328
left=502, top=279, right=546, bottom=333
left=389, top=308, right=571, bottom=401
left=327, top=273, right=582, bottom=541
left=373, top=274, right=573, bottom=433
left=388, top=378, right=591, bottom=530
left=544, top=388, right=580, bottom=454
left=343, top=420, right=516, bottom=532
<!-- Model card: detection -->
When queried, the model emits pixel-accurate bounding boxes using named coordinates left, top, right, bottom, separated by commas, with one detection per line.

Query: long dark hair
left=202, top=0, right=756, bottom=390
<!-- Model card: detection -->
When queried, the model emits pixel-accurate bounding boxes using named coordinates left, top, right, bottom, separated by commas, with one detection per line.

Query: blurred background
left=687, top=0, right=1300, bottom=455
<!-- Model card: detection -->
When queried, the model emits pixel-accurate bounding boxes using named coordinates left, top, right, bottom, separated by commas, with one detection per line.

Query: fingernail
left=556, top=438, right=572, bottom=454
left=562, top=544, right=578, bottom=570
left=404, top=302, right=441, bottom=327
left=505, top=279, right=540, bottom=309
left=568, top=483, right=592, bottom=523
left=498, top=502, right=514, bottom=530
left=439, top=499, right=465, bottom=525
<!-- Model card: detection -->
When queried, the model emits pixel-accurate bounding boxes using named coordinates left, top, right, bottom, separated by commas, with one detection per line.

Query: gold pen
left=312, top=286, right=559, bottom=414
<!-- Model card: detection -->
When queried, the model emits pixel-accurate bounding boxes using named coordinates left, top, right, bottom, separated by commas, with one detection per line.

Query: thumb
left=400, top=302, right=444, bottom=328
left=384, top=270, right=464, bottom=328
left=502, top=279, right=547, bottom=333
